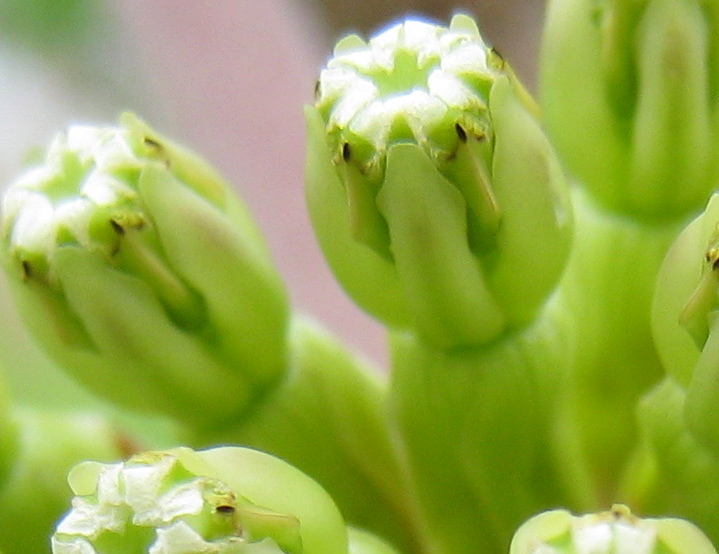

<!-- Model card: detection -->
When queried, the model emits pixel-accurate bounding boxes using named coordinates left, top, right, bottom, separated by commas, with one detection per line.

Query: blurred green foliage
left=0, top=0, right=100, bottom=52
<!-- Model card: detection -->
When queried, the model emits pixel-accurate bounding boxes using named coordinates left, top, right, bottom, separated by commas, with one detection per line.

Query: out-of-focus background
left=0, top=0, right=543, bottom=404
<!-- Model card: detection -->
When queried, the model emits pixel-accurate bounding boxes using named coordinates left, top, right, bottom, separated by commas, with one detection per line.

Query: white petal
left=149, top=520, right=217, bottom=554
left=51, top=536, right=98, bottom=554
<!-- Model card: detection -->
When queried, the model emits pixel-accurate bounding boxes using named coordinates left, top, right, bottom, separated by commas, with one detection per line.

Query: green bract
left=51, top=447, right=348, bottom=554
left=0, top=113, right=289, bottom=427
left=510, top=505, right=717, bottom=554
left=306, top=14, right=571, bottom=348
left=541, top=0, right=719, bottom=218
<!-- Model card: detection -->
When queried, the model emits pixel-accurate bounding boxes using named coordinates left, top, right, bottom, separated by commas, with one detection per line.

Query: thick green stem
left=387, top=303, right=575, bottom=553
left=553, top=188, right=686, bottom=503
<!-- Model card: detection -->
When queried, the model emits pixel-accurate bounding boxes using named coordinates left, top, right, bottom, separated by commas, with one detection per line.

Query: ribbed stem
left=552, top=187, right=686, bottom=503
left=388, top=302, right=575, bottom=553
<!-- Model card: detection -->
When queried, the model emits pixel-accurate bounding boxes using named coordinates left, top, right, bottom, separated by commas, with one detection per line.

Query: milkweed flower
left=51, top=446, right=348, bottom=554
left=510, top=504, right=717, bottom=554
left=0, top=113, right=289, bottom=427
left=306, top=14, right=571, bottom=349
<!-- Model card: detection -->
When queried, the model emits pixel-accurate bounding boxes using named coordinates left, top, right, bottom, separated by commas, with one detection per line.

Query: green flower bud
left=306, top=14, right=571, bottom=349
left=510, top=505, right=717, bottom=553
left=652, top=193, right=719, bottom=452
left=0, top=113, right=289, bottom=427
left=51, top=446, right=348, bottom=554
left=541, top=0, right=719, bottom=218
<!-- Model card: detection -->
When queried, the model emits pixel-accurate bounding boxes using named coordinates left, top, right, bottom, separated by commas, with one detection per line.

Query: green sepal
left=304, top=105, right=411, bottom=329
left=52, top=246, right=252, bottom=426
left=438, top=130, right=501, bottom=254
left=139, top=164, right=289, bottom=390
left=341, top=159, right=391, bottom=259
left=509, top=508, right=573, bottom=553
left=120, top=112, right=228, bottom=210
left=377, top=143, right=506, bottom=348
left=186, top=447, right=348, bottom=554
left=485, top=75, right=572, bottom=327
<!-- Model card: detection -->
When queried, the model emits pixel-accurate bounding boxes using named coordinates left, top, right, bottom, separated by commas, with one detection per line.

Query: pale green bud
left=541, top=0, right=719, bottom=218
left=307, top=15, right=571, bottom=349
left=51, top=446, right=348, bottom=554
left=0, top=113, right=289, bottom=427
left=510, top=505, right=717, bottom=553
